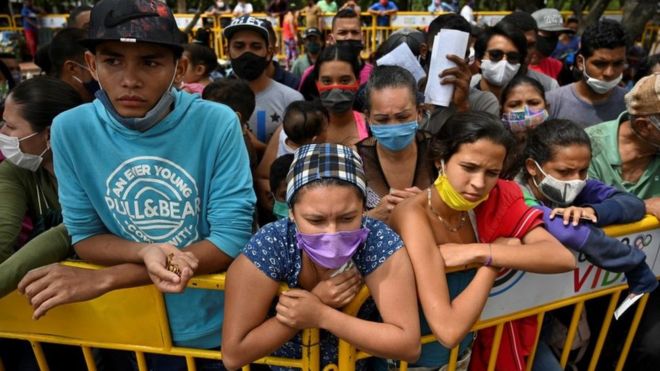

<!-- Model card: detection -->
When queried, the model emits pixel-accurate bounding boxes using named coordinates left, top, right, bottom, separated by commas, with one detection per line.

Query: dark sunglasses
left=486, top=49, right=521, bottom=64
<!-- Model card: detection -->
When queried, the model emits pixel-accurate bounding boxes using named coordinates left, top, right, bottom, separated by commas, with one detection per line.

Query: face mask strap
left=19, top=131, right=40, bottom=142
left=316, top=83, right=359, bottom=92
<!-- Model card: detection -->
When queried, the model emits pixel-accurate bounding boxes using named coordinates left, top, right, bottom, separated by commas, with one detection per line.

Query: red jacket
left=469, top=180, right=544, bottom=371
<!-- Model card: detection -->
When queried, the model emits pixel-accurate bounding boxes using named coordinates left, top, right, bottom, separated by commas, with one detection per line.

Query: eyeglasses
left=486, top=49, right=521, bottom=64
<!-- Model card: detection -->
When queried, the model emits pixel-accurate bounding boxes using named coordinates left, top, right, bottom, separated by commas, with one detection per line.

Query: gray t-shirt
left=248, top=79, right=304, bottom=142
left=546, top=83, right=627, bottom=129
left=423, top=88, right=500, bottom=134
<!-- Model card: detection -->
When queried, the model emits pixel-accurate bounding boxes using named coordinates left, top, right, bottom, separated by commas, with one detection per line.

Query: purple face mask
left=296, top=227, right=370, bottom=269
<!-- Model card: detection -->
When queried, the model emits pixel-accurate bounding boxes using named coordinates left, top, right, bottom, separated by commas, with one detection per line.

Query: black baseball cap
left=81, top=0, right=183, bottom=54
left=303, top=27, right=322, bottom=39
left=223, top=16, right=271, bottom=44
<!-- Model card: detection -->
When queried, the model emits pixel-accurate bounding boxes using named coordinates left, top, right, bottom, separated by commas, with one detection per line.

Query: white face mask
left=532, top=160, right=587, bottom=206
left=580, top=57, right=622, bottom=94
left=480, top=59, right=520, bottom=87
left=0, top=131, right=49, bottom=172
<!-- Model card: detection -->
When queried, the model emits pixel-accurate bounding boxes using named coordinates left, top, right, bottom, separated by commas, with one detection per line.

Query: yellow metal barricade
left=334, top=215, right=660, bottom=371
left=0, top=262, right=320, bottom=371
left=5, top=11, right=660, bottom=61
left=0, top=15, right=13, bottom=32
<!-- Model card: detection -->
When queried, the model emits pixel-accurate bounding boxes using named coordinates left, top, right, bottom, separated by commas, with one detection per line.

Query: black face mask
left=231, top=52, right=269, bottom=81
left=336, top=39, right=364, bottom=58
left=319, top=88, right=356, bottom=113
left=536, top=35, right=559, bottom=58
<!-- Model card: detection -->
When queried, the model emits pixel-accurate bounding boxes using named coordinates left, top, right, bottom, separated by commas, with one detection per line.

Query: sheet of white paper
left=614, top=292, right=644, bottom=320
left=376, top=43, right=426, bottom=83
left=424, top=29, right=470, bottom=107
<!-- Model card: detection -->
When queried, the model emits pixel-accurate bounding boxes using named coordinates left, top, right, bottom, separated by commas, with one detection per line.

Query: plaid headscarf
left=286, top=143, right=367, bottom=205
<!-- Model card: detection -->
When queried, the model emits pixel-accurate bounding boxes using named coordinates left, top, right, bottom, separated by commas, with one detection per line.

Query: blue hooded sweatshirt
left=51, top=89, right=256, bottom=348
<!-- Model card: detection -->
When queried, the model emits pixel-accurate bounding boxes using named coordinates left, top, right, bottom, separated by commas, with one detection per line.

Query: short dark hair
left=522, top=119, right=592, bottom=180
left=34, top=43, right=52, bottom=76
left=500, top=75, right=547, bottom=109
left=332, top=8, right=360, bottom=30
left=365, top=65, right=417, bottom=111
left=68, top=5, right=91, bottom=28
left=313, top=44, right=361, bottom=82
left=183, top=43, right=218, bottom=77
left=636, top=53, right=660, bottom=81
left=269, top=154, right=295, bottom=195
left=49, top=28, right=87, bottom=78
left=500, top=11, right=538, bottom=33
left=426, top=14, right=471, bottom=46
left=202, top=79, right=255, bottom=123
left=9, top=76, right=83, bottom=132
left=282, top=101, right=328, bottom=145
left=375, top=30, right=425, bottom=60
left=579, top=19, right=628, bottom=60
left=430, top=111, right=515, bottom=164
left=474, top=22, right=528, bottom=64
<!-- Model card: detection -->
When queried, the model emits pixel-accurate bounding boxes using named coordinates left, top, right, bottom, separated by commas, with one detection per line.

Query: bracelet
left=484, top=243, right=493, bottom=267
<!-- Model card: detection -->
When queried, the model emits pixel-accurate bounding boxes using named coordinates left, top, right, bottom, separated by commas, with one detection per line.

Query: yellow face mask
left=433, top=162, right=489, bottom=211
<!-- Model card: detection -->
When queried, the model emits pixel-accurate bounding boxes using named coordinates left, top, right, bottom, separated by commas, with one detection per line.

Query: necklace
left=427, top=188, right=467, bottom=232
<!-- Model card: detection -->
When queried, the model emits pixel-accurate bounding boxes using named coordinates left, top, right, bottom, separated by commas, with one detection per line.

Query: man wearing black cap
left=18, top=0, right=255, bottom=367
left=224, top=15, right=304, bottom=145
left=291, top=27, right=323, bottom=77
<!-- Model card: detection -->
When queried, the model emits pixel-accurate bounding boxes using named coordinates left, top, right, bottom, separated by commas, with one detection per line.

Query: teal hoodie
left=51, top=89, right=256, bottom=348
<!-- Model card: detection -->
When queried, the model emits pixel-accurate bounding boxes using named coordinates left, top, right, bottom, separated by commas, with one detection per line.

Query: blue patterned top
left=242, top=216, right=404, bottom=370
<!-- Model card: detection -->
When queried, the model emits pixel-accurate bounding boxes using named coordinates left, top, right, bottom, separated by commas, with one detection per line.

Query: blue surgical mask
left=94, top=62, right=178, bottom=132
left=96, top=88, right=175, bottom=132
left=370, top=120, right=418, bottom=152
left=272, top=199, right=289, bottom=219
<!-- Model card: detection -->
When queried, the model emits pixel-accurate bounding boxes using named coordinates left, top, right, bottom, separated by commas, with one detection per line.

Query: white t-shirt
left=233, top=2, right=253, bottom=15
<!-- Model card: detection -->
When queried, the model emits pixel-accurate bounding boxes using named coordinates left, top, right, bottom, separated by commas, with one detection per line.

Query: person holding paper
left=422, top=14, right=500, bottom=134
left=358, top=66, right=436, bottom=223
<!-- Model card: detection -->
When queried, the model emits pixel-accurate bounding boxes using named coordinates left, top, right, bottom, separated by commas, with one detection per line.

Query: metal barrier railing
left=0, top=262, right=320, bottom=371
left=0, top=215, right=658, bottom=370
left=334, top=215, right=660, bottom=371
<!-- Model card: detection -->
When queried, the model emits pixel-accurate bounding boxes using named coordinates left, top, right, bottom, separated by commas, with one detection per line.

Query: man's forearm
left=183, top=239, right=234, bottom=274
left=74, top=234, right=149, bottom=266
left=100, top=263, right=152, bottom=291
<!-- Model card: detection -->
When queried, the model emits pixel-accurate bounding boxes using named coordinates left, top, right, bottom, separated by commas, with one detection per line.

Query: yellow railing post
left=30, top=341, right=49, bottom=371
left=587, top=291, right=621, bottom=371
left=447, top=345, right=460, bottom=371
left=560, top=301, right=585, bottom=368
left=615, top=293, right=651, bottom=371
left=524, top=312, right=546, bottom=371
left=81, top=346, right=98, bottom=371
left=301, top=328, right=321, bottom=371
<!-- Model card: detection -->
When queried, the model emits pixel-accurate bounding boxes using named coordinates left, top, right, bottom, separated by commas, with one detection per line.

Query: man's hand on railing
left=138, top=244, right=199, bottom=293
left=276, top=289, right=325, bottom=330
left=311, top=266, right=363, bottom=308
left=17, top=263, right=110, bottom=320
left=644, top=197, right=660, bottom=219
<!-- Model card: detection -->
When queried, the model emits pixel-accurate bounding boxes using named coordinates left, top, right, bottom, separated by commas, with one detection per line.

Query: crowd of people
left=0, top=0, right=659, bottom=370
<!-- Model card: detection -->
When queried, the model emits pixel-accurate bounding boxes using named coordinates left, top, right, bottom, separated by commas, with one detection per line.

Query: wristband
left=484, top=243, right=493, bottom=267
